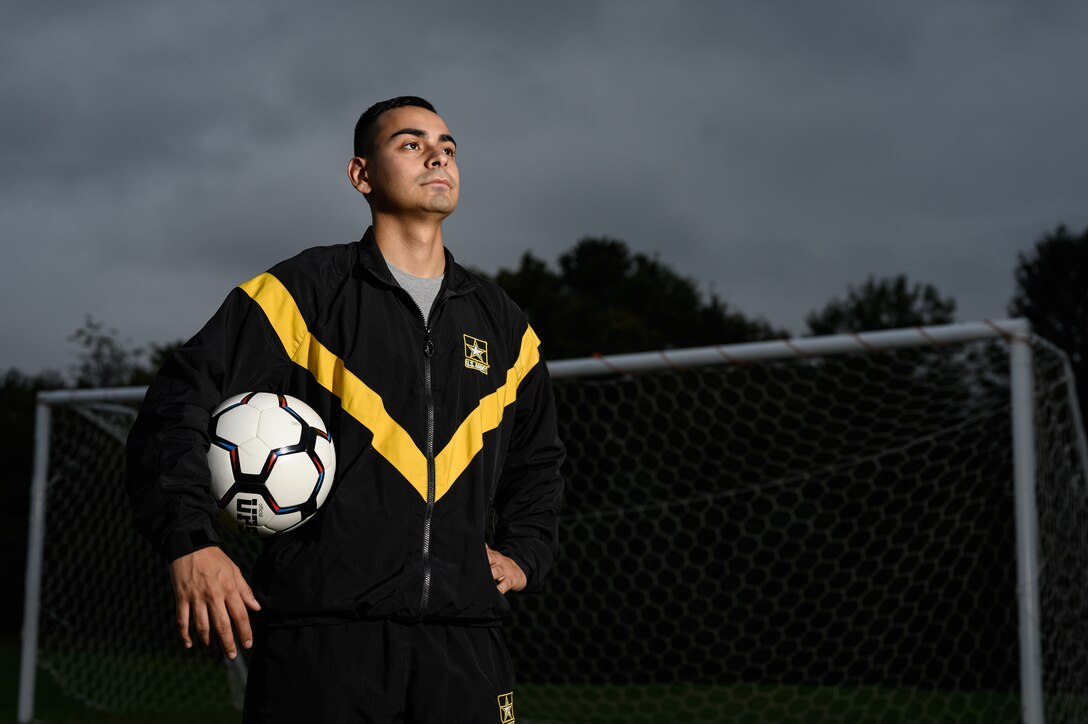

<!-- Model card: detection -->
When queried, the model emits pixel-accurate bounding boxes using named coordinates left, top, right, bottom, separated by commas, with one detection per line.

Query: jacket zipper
left=402, top=289, right=446, bottom=618
left=420, top=321, right=436, bottom=616
left=366, top=254, right=472, bottom=619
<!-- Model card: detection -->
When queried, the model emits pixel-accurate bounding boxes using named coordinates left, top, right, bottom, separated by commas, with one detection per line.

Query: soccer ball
left=207, top=392, right=336, bottom=536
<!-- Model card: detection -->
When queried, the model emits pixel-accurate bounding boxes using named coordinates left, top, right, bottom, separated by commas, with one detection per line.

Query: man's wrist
left=162, top=525, right=221, bottom=563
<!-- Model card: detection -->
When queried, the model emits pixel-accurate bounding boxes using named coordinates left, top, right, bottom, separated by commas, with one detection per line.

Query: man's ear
left=347, top=156, right=371, bottom=195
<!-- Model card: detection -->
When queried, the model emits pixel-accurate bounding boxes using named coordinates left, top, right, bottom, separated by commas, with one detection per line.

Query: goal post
left=1009, top=330, right=1043, bottom=724
left=18, top=319, right=1088, bottom=724
left=18, top=392, right=51, bottom=724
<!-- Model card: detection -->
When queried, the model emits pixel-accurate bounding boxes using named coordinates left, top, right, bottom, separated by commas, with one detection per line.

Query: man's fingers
left=169, top=548, right=261, bottom=654
left=232, top=572, right=259, bottom=649
left=226, top=594, right=254, bottom=650
left=486, top=545, right=527, bottom=593
left=492, top=561, right=511, bottom=592
left=212, top=601, right=238, bottom=659
left=488, top=550, right=527, bottom=595
left=234, top=569, right=262, bottom=612
left=175, top=599, right=192, bottom=648
left=193, top=604, right=212, bottom=648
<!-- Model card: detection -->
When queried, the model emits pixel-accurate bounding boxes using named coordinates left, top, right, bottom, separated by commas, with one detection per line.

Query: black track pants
left=243, top=619, right=517, bottom=724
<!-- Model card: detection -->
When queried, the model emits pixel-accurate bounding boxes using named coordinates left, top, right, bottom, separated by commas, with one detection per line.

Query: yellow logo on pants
left=497, top=691, right=515, bottom=723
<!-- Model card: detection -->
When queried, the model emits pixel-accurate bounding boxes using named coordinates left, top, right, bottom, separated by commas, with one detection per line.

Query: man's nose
left=428, top=152, right=447, bottom=167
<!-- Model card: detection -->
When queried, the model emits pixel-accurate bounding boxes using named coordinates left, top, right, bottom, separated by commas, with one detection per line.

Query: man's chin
left=425, top=198, right=458, bottom=216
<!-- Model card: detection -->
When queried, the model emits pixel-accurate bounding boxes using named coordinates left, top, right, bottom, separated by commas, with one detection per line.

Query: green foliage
left=68, top=315, right=182, bottom=388
left=1009, top=224, right=1088, bottom=414
left=805, top=274, right=956, bottom=336
left=68, top=316, right=144, bottom=388
left=491, top=237, right=785, bottom=359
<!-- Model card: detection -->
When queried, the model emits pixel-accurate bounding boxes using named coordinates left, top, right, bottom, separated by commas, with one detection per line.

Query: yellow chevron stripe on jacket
left=239, top=273, right=428, bottom=497
left=238, top=272, right=541, bottom=502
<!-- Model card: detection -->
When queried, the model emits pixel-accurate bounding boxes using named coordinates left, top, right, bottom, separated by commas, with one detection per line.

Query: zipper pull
left=423, top=327, right=434, bottom=358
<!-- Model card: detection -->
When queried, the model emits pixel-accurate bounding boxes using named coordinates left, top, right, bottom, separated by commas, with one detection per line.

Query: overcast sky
left=2, top=1, right=1086, bottom=375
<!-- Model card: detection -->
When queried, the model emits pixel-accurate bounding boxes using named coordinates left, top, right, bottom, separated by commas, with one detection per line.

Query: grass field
left=1, top=639, right=239, bottom=724
left=3, top=639, right=1026, bottom=723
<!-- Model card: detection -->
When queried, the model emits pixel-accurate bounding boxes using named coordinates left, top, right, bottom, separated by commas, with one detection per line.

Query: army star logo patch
left=464, top=334, right=490, bottom=374
left=497, top=691, right=515, bottom=723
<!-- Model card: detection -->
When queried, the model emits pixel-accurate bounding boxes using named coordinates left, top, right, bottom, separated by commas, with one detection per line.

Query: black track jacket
left=126, top=228, right=564, bottom=624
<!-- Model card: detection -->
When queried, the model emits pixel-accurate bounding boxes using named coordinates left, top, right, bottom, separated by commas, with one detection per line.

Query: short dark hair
left=353, top=96, right=437, bottom=158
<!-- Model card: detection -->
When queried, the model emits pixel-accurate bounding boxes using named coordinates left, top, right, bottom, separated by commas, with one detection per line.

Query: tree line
left=7, top=223, right=1085, bottom=389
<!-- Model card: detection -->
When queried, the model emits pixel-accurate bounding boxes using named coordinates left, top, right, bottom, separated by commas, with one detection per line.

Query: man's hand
left=486, top=544, right=527, bottom=594
left=169, top=547, right=261, bottom=660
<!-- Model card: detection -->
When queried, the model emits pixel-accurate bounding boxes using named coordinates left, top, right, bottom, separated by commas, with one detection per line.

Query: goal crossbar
left=548, top=318, right=1030, bottom=377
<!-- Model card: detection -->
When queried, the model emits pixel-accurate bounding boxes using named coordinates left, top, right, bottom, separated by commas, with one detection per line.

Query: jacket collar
left=356, top=226, right=479, bottom=296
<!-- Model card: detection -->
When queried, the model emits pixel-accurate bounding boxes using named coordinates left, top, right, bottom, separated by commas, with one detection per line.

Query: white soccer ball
left=207, top=392, right=336, bottom=537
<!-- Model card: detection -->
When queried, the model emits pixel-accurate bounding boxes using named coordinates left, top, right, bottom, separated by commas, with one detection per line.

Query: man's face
left=356, top=105, right=459, bottom=219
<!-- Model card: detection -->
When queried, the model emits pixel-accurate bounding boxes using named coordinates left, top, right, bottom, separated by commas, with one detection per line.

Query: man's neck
left=371, top=215, right=447, bottom=278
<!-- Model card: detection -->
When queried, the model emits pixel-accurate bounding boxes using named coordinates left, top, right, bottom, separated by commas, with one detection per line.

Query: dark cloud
left=2, top=1, right=1087, bottom=374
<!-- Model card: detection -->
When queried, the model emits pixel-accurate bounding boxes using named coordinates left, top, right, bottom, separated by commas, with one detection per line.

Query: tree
left=1009, top=224, right=1088, bottom=414
left=69, top=316, right=145, bottom=388
left=68, top=316, right=182, bottom=387
left=492, top=237, right=785, bottom=359
left=805, top=274, right=956, bottom=336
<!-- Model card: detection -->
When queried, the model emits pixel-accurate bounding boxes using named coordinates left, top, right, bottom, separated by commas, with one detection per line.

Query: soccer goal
left=19, top=319, right=1088, bottom=724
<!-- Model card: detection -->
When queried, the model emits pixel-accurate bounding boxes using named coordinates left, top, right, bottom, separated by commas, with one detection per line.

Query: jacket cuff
left=160, top=522, right=222, bottom=563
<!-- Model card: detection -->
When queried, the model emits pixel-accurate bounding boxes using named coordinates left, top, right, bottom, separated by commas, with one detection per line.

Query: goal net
left=19, top=320, right=1088, bottom=723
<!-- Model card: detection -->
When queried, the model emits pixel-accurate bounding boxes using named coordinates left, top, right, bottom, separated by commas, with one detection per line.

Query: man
left=126, top=96, right=564, bottom=723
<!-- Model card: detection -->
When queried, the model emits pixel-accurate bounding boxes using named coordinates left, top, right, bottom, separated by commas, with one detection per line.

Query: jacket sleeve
left=492, top=345, right=565, bottom=592
left=125, top=286, right=291, bottom=562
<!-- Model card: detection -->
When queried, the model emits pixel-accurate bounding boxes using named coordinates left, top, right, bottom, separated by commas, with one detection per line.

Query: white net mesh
left=1033, top=341, right=1088, bottom=723
left=24, top=331, right=1088, bottom=723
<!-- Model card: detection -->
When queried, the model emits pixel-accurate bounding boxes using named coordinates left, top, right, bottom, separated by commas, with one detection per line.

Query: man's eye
left=404, top=142, right=420, bottom=150
left=443, top=147, right=456, bottom=157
